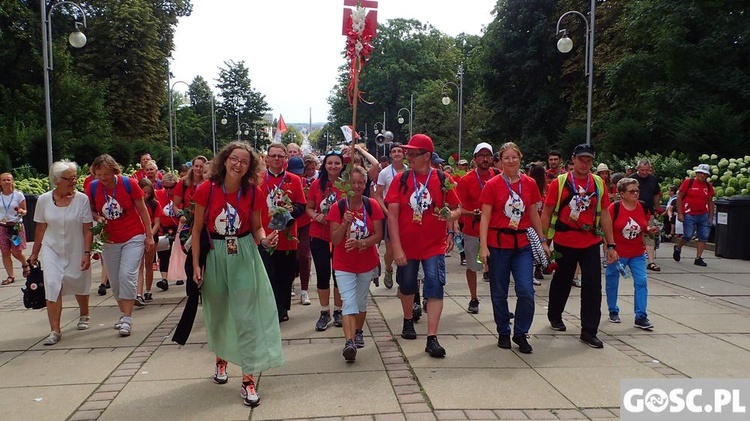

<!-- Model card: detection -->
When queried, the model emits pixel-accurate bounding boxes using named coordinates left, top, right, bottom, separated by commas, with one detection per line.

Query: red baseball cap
left=402, top=134, right=434, bottom=153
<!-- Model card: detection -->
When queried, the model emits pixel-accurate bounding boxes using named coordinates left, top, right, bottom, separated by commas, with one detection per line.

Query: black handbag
left=21, top=261, right=46, bottom=309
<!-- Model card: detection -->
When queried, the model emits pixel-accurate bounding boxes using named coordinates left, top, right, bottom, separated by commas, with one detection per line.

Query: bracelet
left=260, top=238, right=267, bottom=247
left=606, top=244, right=616, bottom=250
left=447, top=231, right=455, bottom=236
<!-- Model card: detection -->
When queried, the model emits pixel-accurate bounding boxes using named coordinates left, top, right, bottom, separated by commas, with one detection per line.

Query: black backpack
left=337, top=197, right=373, bottom=218
left=613, top=200, right=649, bottom=222
left=21, top=261, right=46, bottom=309
left=398, top=169, right=447, bottom=194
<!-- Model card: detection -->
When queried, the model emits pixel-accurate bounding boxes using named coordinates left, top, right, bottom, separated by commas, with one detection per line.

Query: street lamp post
left=41, top=0, right=88, bottom=181
left=324, top=132, right=330, bottom=151
left=441, top=63, right=464, bottom=158
left=214, top=106, right=229, bottom=154
left=397, top=93, right=414, bottom=139
left=556, top=0, right=596, bottom=146
left=168, top=80, right=190, bottom=171
left=239, top=123, right=251, bottom=140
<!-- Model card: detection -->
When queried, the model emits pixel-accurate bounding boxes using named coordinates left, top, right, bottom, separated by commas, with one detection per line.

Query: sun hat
left=595, top=163, right=611, bottom=174
left=695, top=164, right=711, bottom=175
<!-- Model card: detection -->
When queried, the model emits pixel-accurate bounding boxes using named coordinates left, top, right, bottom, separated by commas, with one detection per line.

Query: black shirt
left=633, top=173, right=660, bottom=213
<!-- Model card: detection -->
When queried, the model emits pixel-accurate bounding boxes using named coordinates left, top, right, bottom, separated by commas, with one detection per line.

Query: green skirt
left=202, top=235, right=284, bottom=375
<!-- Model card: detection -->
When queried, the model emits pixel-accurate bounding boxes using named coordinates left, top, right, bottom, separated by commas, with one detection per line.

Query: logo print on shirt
left=214, top=204, right=241, bottom=236
left=568, top=186, right=594, bottom=214
left=622, top=217, right=642, bottom=240
left=163, top=201, right=176, bottom=217
left=350, top=216, right=368, bottom=240
left=101, top=198, right=123, bottom=220
left=503, top=193, right=525, bottom=220
left=319, top=192, right=337, bottom=215
left=409, top=182, right=432, bottom=213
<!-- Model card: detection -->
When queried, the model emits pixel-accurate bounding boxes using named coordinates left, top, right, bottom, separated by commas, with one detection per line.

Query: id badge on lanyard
left=411, top=169, right=432, bottom=225
left=223, top=185, right=241, bottom=255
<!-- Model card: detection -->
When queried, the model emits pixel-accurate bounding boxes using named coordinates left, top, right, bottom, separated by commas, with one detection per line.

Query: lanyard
left=412, top=168, right=433, bottom=208
left=102, top=177, right=118, bottom=217
left=502, top=174, right=523, bottom=202
left=221, top=184, right=242, bottom=231
left=475, top=169, right=490, bottom=191
left=265, top=170, right=285, bottom=195
left=391, top=165, right=395, bottom=178
left=566, top=172, right=595, bottom=206
left=0, top=192, right=13, bottom=216
left=345, top=197, right=367, bottom=229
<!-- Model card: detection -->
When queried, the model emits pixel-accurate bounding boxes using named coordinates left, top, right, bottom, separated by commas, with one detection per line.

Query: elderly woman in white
left=28, top=160, right=94, bottom=346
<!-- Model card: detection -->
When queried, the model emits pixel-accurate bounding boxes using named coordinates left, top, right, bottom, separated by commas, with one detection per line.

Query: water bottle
left=455, top=233, right=464, bottom=253
left=617, top=261, right=630, bottom=278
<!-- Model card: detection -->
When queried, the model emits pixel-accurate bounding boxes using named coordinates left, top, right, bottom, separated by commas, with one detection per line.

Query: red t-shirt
left=296, top=176, right=315, bottom=228
left=679, top=178, right=714, bottom=215
left=307, top=178, right=344, bottom=242
left=608, top=201, right=649, bottom=258
left=145, top=198, right=164, bottom=235
left=457, top=169, right=498, bottom=237
left=133, top=169, right=163, bottom=181
left=544, top=173, right=611, bottom=248
left=479, top=174, right=541, bottom=249
left=259, top=171, right=306, bottom=251
left=86, top=175, right=146, bottom=243
left=192, top=182, right=263, bottom=236
left=155, top=189, right=180, bottom=229
left=545, top=167, right=565, bottom=184
left=326, top=197, right=385, bottom=273
left=83, top=175, right=93, bottom=191
left=174, top=179, right=200, bottom=209
left=385, top=170, right=460, bottom=260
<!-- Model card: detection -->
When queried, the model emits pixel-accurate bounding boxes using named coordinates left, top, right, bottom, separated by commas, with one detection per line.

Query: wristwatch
left=606, top=243, right=616, bottom=250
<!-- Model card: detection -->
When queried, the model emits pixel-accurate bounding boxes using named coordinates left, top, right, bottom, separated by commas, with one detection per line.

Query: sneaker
left=534, top=266, right=544, bottom=280
left=77, top=315, right=91, bottom=330
left=579, top=332, right=604, bottom=348
left=412, top=302, right=422, bottom=322
left=497, top=335, right=511, bottom=349
left=372, top=277, right=380, bottom=287
left=135, top=295, right=146, bottom=307
left=460, top=258, right=466, bottom=266
left=467, top=298, right=480, bottom=314
left=509, top=312, right=515, bottom=319
left=315, top=310, right=331, bottom=331
left=175, top=280, right=184, bottom=286
left=401, top=319, right=417, bottom=340
left=97, top=284, right=106, bottom=296
left=571, top=277, right=581, bottom=287
left=43, top=331, right=61, bottom=346
left=533, top=279, right=542, bottom=286
left=299, top=290, right=311, bottom=306
left=634, top=317, right=654, bottom=330
left=673, top=245, right=681, bottom=262
left=482, top=271, right=490, bottom=282
left=332, top=310, right=343, bottom=327
left=114, top=316, right=124, bottom=330
left=144, top=292, right=153, bottom=302
left=156, top=279, right=169, bottom=291
left=354, top=329, right=365, bottom=348
left=106, top=280, right=111, bottom=289
left=342, top=340, right=357, bottom=362
left=608, top=312, right=621, bottom=323
left=291, top=287, right=296, bottom=297
left=214, top=359, right=229, bottom=384
left=241, top=377, right=260, bottom=407
left=383, top=270, right=394, bottom=289
left=119, top=320, right=132, bottom=337
left=694, top=257, right=707, bottom=267
left=425, top=336, right=446, bottom=358
left=512, top=334, right=533, bottom=354
left=550, top=320, right=567, bottom=331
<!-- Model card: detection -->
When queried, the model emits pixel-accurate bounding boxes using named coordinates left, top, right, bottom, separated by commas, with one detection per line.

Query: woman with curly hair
left=190, top=141, right=284, bottom=407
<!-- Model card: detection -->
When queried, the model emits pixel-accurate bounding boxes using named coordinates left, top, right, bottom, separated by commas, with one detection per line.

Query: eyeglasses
left=626, top=189, right=640, bottom=194
left=405, top=150, right=428, bottom=157
left=502, top=156, right=520, bottom=162
left=475, top=154, right=493, bottom=160
left=267, top=154, right=286, bottom=160
left=60, top=176, right=77, bottom=182
left=163, top=184, right=176, bottom=190
left=227, top=156, right=250, bottom=167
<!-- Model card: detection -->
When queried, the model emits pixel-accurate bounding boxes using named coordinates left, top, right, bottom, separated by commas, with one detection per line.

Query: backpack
left=337, top=197, right=373, bottom=219
left=613, top=200, right=649, bottom=222
left=547, top=172, right=605, bottom=240
left=89, top=176, right=133, bottom=201
left=398, top=169, right=448, bottom=194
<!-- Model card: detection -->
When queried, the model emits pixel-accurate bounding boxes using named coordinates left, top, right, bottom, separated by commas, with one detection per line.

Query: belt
left=489, top=227, right=527, bottom=249
left=210, top=231, right=251, bottom=240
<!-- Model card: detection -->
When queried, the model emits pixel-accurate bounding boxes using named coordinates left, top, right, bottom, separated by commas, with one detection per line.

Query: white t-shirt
left=376, top=164, right=407, bottom=199
left=0, top=190, right=26, bottom=223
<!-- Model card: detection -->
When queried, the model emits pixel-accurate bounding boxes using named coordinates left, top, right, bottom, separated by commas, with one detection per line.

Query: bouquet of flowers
left=268, top=189, right=294, bottom=231
left=90, top=220, right=108, bottom=260
left=432, top=176, right=455, bottom=219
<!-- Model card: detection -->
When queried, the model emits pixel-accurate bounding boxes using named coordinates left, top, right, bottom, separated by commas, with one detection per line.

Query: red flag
left=273, top=115, right=287, bottom=143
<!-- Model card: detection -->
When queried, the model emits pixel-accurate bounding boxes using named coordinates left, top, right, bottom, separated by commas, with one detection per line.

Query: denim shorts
left=396, top=255, right=446, bottom=299
left=682, top=213, right=710, bottom=242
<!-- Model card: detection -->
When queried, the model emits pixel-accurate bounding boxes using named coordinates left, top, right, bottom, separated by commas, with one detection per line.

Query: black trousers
left=259, top=247, right=298, bottom=319
left=547, top=242, right=602, bottom=336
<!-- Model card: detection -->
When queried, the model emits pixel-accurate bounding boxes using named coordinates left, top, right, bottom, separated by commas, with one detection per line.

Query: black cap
left=572, top=143, right=596, bottom=158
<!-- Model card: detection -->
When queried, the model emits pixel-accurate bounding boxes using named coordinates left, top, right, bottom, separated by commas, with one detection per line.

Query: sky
left=170, top=0, right=498, bottom=124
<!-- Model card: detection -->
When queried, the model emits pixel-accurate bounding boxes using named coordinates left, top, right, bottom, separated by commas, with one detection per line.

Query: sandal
left=647, top=262, right=661, bottom=272
left=22, top=264, right=31, bottom=278
left=1, top=277, right=14, bottom=285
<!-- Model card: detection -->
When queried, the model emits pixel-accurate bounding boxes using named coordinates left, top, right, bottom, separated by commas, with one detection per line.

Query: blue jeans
left=396, top=254, right=446, bottom=299
left=683, top=213, right=711, bottom=242
left=605, top=253, right=649, bottom=319
left=488, top=245, right=535, bottom=335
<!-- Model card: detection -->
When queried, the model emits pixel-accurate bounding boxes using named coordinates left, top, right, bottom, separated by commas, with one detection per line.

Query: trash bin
left=23, top=194, right=38, bottom=243
left=714, top=195, right=750, bottom=260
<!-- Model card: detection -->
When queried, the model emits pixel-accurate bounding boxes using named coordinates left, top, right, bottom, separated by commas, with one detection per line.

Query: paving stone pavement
left=1, top=243, right=749, bottom=420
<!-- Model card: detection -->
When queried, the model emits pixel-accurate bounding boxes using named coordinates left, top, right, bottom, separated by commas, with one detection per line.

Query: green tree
left=215, top=60, right=270, bottom=141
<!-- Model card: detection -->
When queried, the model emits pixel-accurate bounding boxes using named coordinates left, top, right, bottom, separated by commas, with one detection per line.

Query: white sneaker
left=43, top=331, right=61, bottom=346
left=572, top=277, right=582, bottom=288
left=77, top=315, right=91, bottom=330
left=300, top=290, right=311, bottom=306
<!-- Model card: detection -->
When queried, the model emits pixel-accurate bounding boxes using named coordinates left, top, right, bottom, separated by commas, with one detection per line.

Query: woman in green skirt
left=191, top=141, right=284, bottom=407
